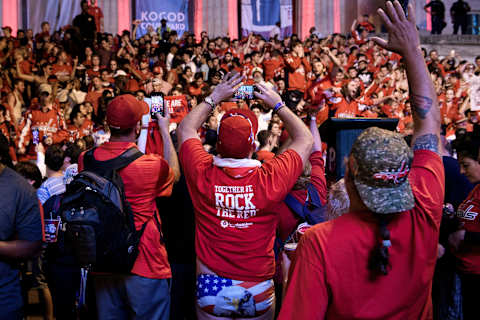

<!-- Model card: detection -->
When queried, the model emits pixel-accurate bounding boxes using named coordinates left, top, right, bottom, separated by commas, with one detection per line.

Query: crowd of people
left=0, top=0, right=479, bottom=319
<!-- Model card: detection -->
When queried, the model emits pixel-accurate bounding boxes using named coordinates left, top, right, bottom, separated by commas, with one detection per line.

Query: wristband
left=273, top=102, right=285, bottom=113
left=205, top=96, right=216, bottom=109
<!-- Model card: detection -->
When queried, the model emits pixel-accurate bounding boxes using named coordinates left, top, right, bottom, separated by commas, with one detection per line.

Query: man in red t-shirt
left=279, top=2, right=444, bottom=319
left=177, top=73, right=313, bottom=319
left=87, top=0, right=104, bottom=33
left=78, top=94, right=179, bottom=320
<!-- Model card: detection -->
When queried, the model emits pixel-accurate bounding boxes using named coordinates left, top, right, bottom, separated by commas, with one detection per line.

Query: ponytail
left=368, top=215, right=391, bottom=277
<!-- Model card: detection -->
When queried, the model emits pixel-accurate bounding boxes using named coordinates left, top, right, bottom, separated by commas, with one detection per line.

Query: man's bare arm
left=254, top=83, right=313, bottom=165
left=372, top=1, right=440, bottom=153
left=156, top=113, right=180, bottom=182
left=177, top=72, right=244, bottom=147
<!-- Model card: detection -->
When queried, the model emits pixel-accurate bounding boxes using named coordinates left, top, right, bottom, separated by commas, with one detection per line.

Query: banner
left=470, top=79, right=480, bottom=111
left=241, top=0, right=292, bottom=39
left=135, top=0, right=189, bottom=37
left=165, top=95, right=189, bottom=123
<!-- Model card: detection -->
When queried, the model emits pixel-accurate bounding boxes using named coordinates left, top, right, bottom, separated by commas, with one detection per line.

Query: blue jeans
left=94, top=274, right=170, bottom=320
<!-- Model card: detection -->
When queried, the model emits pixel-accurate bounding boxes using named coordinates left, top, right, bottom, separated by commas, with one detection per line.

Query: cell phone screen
left=151, top=93, right=164, bottom=118
left=234, top=85, right=254, bottom=100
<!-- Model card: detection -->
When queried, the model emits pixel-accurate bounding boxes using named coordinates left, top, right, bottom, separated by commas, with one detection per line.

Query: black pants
left=453, top=19, right=468, bottom=35
left=170, top=263, right=196, bottom=320
left=46, top=263, right=81, bottom=320
left=459, top=273, right=480, bottom=320
left=432, top=16, right=445, bottom=35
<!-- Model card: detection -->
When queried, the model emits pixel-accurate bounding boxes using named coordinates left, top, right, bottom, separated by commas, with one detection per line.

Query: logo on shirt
left=214, top=185, right=258, bottom=229
left=457, top=203, right=479, bottom=221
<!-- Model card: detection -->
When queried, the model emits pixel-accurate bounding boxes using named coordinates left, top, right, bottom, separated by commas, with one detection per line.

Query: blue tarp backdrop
left=135, top=0, right=189, bottom=37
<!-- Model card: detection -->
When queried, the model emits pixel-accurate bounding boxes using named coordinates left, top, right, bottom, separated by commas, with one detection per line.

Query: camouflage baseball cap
left=350, top=127, right=414, bottom=214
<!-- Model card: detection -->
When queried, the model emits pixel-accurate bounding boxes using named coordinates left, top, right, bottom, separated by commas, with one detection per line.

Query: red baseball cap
left=106, top=94, right=148, bottom=129
left=217, top=108, right=258, bottom=159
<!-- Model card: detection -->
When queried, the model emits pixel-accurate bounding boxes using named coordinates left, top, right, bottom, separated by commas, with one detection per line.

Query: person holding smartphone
left=177, top=73, right=313, bottom=319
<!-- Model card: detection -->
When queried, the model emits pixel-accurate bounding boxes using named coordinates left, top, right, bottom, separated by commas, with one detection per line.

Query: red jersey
left=454, top=185, right=480, bottom=274
left=87, top=5, right=104, bottom=32
left=66, top=119, right=93, bottom=142
left=17, top=108, right=67, bottom=151
left=279, top=150, right=444, bottom=320
left=51, top=63, right=72, bottom=79
left=440, top=100, right=461, bottom=124
left=85, top=90, right=103, bottom=115
left=179, top=139, right=303, bottom=281
left=285, top=55, right=311, bottom=92
left=78, top=142, right=174, bottom=279
left=330, top=95, right=372, bottom=118
left=255, top=150, right=275, bottom=162
left=263, top=56, right=284, bottom=81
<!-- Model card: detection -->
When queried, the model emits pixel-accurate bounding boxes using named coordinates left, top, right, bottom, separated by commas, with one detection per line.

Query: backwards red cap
left=217, top=108, right=259, bottom=159
left=106, top=94, right=149, bottom=129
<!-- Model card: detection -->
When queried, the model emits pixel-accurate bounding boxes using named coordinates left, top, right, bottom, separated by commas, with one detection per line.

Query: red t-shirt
left=78, top=142, right=174, bottom=279
left=87, top=5, right=104, bottom=32
left=179, top=138, right=303, bottom=281
left=276, top=151, right=327, bottom=241
left=285, top=55, right=311, bottom=92
left=279, top=150, right=444, bottom=319
left=256, top=150, right=275, bottom=162
left=454, top=184, right=480, bottom=274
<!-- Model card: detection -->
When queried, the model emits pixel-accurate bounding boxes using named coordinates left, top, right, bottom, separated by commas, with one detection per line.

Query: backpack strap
left=284, top=193, right=307, bottom=220
left=306, top=183, right=322, bottom=207
left=83, top=147, right=144, bottom=177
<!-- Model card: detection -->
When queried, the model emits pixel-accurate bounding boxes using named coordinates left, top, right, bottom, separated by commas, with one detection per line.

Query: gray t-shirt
left=0, top=167, right=42, bottom=313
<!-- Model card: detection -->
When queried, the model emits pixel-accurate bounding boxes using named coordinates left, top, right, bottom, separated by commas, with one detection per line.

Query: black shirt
left=73, top=12, right=97, bottom=40
left=426, top=0, right=446, bottom=18
left=451, top=1, right=470, bottom=18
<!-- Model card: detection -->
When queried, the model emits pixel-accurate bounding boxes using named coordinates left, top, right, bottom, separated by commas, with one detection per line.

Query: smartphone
left=32, top=128, right=40, bottom=145
left=234, top=85, right=255, bottom=100
left=150, top=92, right=165, bottom=118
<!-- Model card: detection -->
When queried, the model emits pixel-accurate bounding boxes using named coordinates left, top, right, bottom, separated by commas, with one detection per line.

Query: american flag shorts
left=196, top=274, right=275, bottom=317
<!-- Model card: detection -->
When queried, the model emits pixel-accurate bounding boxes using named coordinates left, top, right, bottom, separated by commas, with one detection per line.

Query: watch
left=205, top=96, right=216, bottom=109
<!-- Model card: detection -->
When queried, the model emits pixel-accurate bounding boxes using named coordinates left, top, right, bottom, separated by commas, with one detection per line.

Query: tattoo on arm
left=410, top=94, right=433, bottom=119
left=413, top=133, right=439, bottom=154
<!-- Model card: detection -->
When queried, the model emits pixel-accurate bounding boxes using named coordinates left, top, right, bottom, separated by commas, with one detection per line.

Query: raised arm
left=177, top=72, right=244, bottom=147
left=309, top=113, right=322, bottom=153
left=69, top=56, right=78, bottom=81
left=156, top=112, right=180, bottom=182
left=372, top=1, right=440, bottom=153
left=254, top=83, right=313, bottom=165
left=16, top=59, right=37, bottom=83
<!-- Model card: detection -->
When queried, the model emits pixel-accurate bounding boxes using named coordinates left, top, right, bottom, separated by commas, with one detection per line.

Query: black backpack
left=60, top=147, right=147, bottom=273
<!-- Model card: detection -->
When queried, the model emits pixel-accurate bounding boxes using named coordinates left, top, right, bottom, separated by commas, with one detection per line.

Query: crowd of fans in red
left=0, top=8, right=479, bottom=163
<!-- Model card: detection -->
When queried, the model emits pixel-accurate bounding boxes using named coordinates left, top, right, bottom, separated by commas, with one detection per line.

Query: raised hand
left=155, top=107, right=170, bottom=131
left=209, top=72, right=244, bottom=104
left=254, top=83, right=282, bottom=109
left=371, top=1, right=419, bottom=57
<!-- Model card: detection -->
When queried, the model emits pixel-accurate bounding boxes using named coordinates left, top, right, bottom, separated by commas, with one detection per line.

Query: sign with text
left=135, top=0, right=189, bottom=37
left=165, top=95, right=189, bottom=123
left=470, top=78, right=480, bottom=111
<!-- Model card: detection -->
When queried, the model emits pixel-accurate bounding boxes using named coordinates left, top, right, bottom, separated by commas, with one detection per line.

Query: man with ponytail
left=279, top=1, right=444, bottom=319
